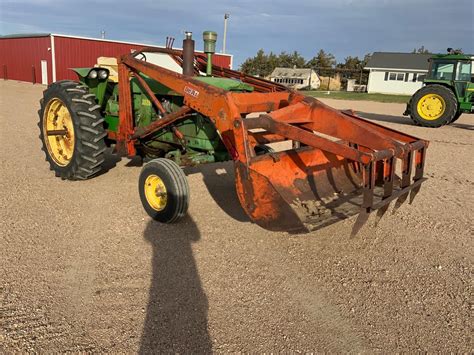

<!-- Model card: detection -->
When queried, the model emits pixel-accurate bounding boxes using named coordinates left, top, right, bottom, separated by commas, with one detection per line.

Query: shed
left=0, top=33, right=233, bottom=85
left=269, top=67, right=320, bottom=90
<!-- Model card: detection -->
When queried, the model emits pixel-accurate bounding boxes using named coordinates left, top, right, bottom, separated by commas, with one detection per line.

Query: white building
left=365, top=52, right=432, bottom=95
left=269, top=67, right=320, bottom=90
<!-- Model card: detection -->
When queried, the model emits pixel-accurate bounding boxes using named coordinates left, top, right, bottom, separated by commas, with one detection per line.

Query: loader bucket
left=235, top=149, right=363, bottom=233
left=233, top=97, right=428, bottom=234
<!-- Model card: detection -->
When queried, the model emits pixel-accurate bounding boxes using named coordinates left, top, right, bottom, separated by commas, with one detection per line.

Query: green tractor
left=37, top=31, right=430, bottom=233
left=404, top=49, right=474, bottom=127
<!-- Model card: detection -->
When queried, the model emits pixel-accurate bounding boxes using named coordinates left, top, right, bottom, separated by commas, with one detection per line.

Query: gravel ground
left=1, top=81, right=472, bottom=352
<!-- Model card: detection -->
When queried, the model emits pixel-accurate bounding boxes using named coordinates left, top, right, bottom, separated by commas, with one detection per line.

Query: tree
left=336, top=56, right=362, bottom=71
left=277, top=51, right=306, bottom=68
left=239, top=48, right=373, bottom=85
left=361, top=53, right=372, bottom=67
left=333, top=53, right=372, bottom=84
left=412, top=46, right=430, bottom=54
left=240, top=49, right=273, bottom=77
left=306, top=49, right=336, bottom=69
left=240, top=49, right=307, bottom=77
left=334, top=56, right=362, bottom=83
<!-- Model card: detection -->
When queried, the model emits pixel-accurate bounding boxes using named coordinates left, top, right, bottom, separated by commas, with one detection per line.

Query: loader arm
left=116, top=48, right=428, bottom=234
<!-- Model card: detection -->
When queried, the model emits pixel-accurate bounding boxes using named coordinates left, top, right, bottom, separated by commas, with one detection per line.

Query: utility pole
left=223, top=13, right=230, bottom=53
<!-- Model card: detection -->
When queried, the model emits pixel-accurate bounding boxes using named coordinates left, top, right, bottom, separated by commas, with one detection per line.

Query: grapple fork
left=234, top=97, right=428, bottom=234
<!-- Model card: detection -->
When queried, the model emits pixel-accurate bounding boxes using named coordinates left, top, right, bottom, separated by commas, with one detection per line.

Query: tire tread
left=38, top=80, right=107, bottom=180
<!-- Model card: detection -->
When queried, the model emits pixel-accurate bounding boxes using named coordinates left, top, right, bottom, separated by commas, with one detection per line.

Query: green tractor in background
left=404, top=49, right=474, bottom=127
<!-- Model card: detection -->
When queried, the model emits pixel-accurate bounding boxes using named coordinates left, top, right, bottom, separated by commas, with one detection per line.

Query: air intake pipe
left=203, top=31, right=217, bottom=76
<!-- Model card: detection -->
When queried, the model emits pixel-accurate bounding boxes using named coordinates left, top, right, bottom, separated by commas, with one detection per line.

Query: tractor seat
left=95, top=57, right=119, bottom=82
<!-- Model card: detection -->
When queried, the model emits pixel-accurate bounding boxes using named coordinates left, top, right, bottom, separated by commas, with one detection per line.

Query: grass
left=304, top=91, right=411, bottom=104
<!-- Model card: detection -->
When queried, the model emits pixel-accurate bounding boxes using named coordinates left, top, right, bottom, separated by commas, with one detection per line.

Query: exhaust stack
left=182, top=31, right=194, bottom=76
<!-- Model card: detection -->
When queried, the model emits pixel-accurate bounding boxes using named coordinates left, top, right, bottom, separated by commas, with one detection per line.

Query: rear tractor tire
left=409, top=84, right=458, bottom=127
left=38, top=80, right=107, bottom=180
left=139, top=158, right=190, bottom=223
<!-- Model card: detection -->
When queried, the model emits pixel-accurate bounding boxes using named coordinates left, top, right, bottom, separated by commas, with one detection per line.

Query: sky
left=1, top=0, right=473, bottom=67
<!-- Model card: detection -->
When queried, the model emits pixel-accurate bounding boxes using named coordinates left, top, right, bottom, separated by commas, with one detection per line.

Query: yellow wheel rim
left=417, top=93, right=445, bottom=121
left=144, top=174, right=168, bottom=211
left=42, top=98, right=75, bottom=166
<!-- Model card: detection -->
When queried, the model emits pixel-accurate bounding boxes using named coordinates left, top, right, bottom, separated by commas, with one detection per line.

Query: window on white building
left=386, top=72, right=405, bottom=81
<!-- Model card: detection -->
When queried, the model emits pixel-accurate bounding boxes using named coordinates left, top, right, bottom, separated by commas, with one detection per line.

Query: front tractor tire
left=139, top=158, right=190, bottom=223
left=38, top=80, right=107, bottom=180
left=409, top=84, right=458, bottom=127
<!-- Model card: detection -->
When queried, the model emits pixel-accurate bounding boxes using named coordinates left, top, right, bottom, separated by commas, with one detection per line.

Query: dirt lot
left=1, top=80, right=472, bottom=352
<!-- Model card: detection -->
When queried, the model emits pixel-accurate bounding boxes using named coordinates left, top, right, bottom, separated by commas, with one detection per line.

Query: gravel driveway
left=1, top=81, right=472, bottom=352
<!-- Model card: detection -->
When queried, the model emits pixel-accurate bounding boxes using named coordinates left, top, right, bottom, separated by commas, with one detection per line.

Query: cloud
left=0, top=20, right=46, bottom=34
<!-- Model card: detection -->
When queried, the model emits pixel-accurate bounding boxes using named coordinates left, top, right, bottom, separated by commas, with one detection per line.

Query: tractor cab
left=427, top=53, right=474, bottom=98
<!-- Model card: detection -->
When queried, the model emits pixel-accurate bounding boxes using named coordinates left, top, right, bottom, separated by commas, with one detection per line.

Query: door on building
left=41, top=60, right=48, bottom=85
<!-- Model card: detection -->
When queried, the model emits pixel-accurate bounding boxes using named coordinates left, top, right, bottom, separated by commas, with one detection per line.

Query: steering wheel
left=135, top=52, right=147, bottom=61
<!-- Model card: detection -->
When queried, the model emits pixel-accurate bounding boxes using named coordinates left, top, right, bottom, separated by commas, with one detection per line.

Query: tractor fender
left=69, top=67, right=111, bottom=106
left=71, top=67, right=95, bottom=79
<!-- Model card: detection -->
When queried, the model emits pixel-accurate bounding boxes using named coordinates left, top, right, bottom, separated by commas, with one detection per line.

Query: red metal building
left=0, top=33, right=233, bottom=85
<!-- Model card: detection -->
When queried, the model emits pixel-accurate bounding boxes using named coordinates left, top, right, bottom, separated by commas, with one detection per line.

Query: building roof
left=0, top=33, right=170, bottom=49
left=0, top=33, right=232, bottom=58
left=0, top=33, right=51, bottom=39
left=365, top=52, right=432, bottom=71
left=270, top=67, right=315, bottom=78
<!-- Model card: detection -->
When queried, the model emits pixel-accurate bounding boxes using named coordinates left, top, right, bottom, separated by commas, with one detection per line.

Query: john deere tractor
left=38, top=31, right=430, bottom=234
left=404, top=49, right=474, bottom=127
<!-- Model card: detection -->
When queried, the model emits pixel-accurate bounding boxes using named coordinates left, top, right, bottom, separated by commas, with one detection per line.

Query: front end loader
left=38, top=31, right=429, bottom=235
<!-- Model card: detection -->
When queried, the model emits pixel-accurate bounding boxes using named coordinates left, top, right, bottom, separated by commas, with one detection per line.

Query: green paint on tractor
left=195, top=76, right=254, bottom=91
left=71, top=66, right=246, bottom=165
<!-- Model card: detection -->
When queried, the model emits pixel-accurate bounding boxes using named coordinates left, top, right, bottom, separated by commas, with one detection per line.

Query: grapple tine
left=375, top=156, right=395, bottom=225
left=409, top=147, right=426, bottom=204
left=351, top=162, right=375, bottom=237
left=393, top=151, right=413, bottom=214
